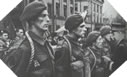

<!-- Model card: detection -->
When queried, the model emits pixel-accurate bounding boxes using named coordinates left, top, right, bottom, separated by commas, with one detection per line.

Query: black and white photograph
left=0, top=0, right=127, bottom=77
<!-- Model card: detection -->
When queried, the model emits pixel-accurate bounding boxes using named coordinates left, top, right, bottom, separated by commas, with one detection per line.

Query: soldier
left=100, top=26, right=115, bottom=76
left=6, top=1, right=55, bottom=77
left=55, top=13, right=88, bottom=77
left=85, top=31, right=113, bottom=77
left=100, top=25, right=116, bottom=59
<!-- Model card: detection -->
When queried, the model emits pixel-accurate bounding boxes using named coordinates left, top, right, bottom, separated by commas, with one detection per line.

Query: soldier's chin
left=97, top=45, right=103, bottom=49
left=81, top=34, right=85, bottom=38
left=42, top=28, right=48, bottom=31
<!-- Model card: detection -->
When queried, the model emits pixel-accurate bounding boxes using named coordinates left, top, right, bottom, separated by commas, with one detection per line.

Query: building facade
left=0, top=0, right=75, bottom=39
left=75, top=0, right=104, bottom=30
left=46, top=0, right=75, bottom=32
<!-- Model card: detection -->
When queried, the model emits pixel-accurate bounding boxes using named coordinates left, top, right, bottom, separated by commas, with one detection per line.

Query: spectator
left=1, top=30, right=12, bottom=48
left=0, top=30, right=8, bottom=58
left=15, top=28, right=25, bottom=41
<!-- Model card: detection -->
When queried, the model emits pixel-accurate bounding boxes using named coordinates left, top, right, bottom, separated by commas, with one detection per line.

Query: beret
left=65, top=14, right=83, bottom=32
left=86, top=31, right=100, bottom=46
left=100, top=26, right=111, bottom=36
left=20, top=1, right=47, bottom=21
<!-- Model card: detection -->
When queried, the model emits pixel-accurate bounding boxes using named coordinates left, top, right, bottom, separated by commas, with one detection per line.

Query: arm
left=13, top=45, right=30, bottom=77
left=102, top=55, right=114, bottom=71
left=84, top=61, right=91, bottom=77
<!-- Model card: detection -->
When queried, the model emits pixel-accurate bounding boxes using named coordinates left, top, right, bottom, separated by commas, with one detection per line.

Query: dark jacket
left=112, top=39, right=127, bottom=71
left=85, top=47, right=105, bottom=77
left=7, top=31, right=55, bottom=77
left=55, top=35, right=88, bottom=77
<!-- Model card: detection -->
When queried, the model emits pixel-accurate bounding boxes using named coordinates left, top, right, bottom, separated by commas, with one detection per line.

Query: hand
left=102, top=56, right=111, bottom=62
left=71, top=60, right=84, bottom=71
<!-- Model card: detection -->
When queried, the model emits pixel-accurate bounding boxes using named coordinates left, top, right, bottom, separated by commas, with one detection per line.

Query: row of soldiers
left=1, top=1, right=127, bottom=77
left=52, top=16, right=115, bottom=77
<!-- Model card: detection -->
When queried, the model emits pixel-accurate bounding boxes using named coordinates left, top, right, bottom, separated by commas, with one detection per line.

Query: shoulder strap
left=87, top=47, right=97, bottom=72
left=46, top=41, right=55, bottom=59
left=63, top=36, right=75, bottom=62
left=25, top=31, right=35, bottom=72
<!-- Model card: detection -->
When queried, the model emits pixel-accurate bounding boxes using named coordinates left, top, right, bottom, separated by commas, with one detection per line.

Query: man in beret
left=5, top=1, right=55, bottom=77
left=55, top=13, right=88, bottom=77
left=85, top=31, right=105, bottom=77
left=100, top=26, right=113, bottom=58
left=100, top=25, right=116, bottom=76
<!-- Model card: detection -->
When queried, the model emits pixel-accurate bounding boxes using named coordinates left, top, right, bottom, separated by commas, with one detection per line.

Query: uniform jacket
left=7, top=31, right=55, bottom=77
left=85, top=46, right=106, bottom=77
left=55, top=35, right=88, bottom=77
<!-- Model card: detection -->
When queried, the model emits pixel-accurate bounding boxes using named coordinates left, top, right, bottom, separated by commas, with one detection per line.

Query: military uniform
left=55, top=35, right=88, bottom=77
left=84, top=31, right=113, bottom=77
left=7, top=31, right=55, bottom=77
left=85, top=47, right=105, bottom=77
left=54, top=11, right=88, bottom=77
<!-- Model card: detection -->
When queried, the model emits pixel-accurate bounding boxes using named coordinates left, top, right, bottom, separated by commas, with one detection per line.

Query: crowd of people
left=0, top=29, right=25, bottom=58
left=0, top=1, right=127, bottom=77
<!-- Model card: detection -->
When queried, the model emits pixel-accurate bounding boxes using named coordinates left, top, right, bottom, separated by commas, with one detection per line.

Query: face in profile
left=33, top=10, right=50, bottom=31
left=73, top=22, right=87, bottom=38
left=17, top=29, right=24, bottom=37
left=2, top=33, right=8, bottom=40
left=104, top=31, right=112, bottom=41
left=95, top=36, right=104, bottom=48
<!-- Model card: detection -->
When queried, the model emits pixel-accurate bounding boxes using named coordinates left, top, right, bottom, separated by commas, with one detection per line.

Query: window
left=70, top=0, right=73, bottom=4
left=100, top=6, right=102, bottom=14
left=97, top=5, right=99, bottom=13
left=48, top=3, right=51, bottom=17
left=84, top=6, right=88, bottom=11
left=75, top=3, right=78, bottom=11
left=92, top=14, right=94, bottom=23
left=56, top=3, right=60, bottom=17
left=70, top=7, right=73, bottom=14
left=97, top=15, right=99, bottom=23
left=94, top=13, right=96, bottom=23
left=100, top=16, right=102, bottom=23
left=64, top=0, right=67, bottom=2
left=64, top=5, right=67, bottom=18
left=94, top=3, right=96, bottom=12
